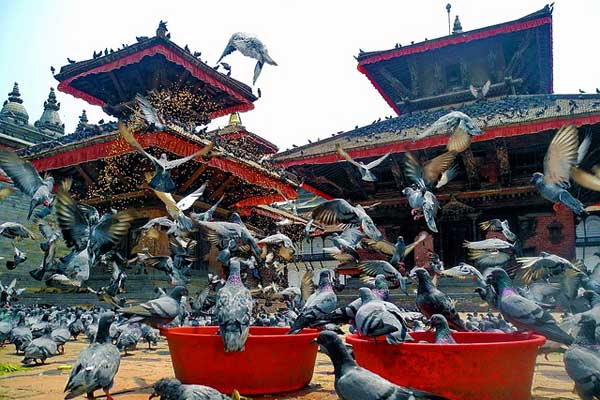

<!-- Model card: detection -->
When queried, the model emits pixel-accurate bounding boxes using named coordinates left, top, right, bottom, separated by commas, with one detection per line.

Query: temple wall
left=522, top=207, right=576, bottom=259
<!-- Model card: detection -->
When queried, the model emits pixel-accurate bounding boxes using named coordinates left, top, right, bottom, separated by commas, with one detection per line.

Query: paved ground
left=0, top=337, right=578, bottom=400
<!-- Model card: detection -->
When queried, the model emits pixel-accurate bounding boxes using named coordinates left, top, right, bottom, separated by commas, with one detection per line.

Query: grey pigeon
left=316, top=331, right=448, bottom=400
left=312, top=199, right=383, bottom=241
left=64, top=312, right=121, bottom=400
left=0, top=222, right=36, bottom=240
left=355, top=288, right=412, bottom=344
left=22, top=325, right=57, bottom=365
left=563, top=314, right=600, bottom=399
left=217, top=32, right=277, bottom=84
left=0, top=148, right=54, bottom=220
left=429, top=314, right=456, bottom=344
left=486, top=268, right=573, bottom=345
left=289, top=269, right=337, bottom=334
left=118, top=286, right=188, bottom=328
left=412, top=268, right=467, bottom=331
left=215, top=258, right=253, bottom=352
left=324, top=227, right=364, bottom=262
left=517, top=251, right=580, bottom=284
left=190, top=195, right=224, bottom=222
left=150, top=377, right=243, bottom=399
left=335, top=144, right=390, bottom=182
left=479, top=219, right=517, bottom=242
left=358, top=261, right=408, bottom=294
left=11, top=312, right=32, bottom=353
left=418, top=111, right=482, bottom=153
left=7, top=245, right=27, bottom=270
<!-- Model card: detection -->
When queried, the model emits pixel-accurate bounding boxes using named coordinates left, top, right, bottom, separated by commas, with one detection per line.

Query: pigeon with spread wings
left=148, top=179, right=207, bottom=232
left=418, top=111, right=483, bottom=153
left=217, top=32, right=277, bottom=84
left=335, top=144, right=390, bottom=182
left=119, top=122, right=213, bottom=193
left=311, top=199, right=383, bottom=241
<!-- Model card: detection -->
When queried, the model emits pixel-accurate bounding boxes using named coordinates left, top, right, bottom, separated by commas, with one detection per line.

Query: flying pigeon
left=363, top=231, right=428, bottom=267
left=214, top=258, right=253, bottom=352
left=119, top=122, right=213, bottom=193
left=312, top=199, right=383, bottom=241
left=358, top=260, right=408, bottom=294
left=149, top=181, right=207, bottom=231
left=355, top=288, right=412, bottom=344
left=64, top=312, right=120, bottom=400
left=479, top=219, right=517, bottom=242
left=429, top=314, right=456, bottom=344
left=412, top=268, right=467, bottom=331
left=289, top=269, right=337, bottom=334
left=486, top=268, right=573, bottom=345
left=335, top=144, right=390, bottom=182
left=0, top=222, right=36, bottom=240
left=118, top=286, right=188, bottom=328
left=6, top=245, right=27, bottom=270
left=315, top=331, right=448, bottom=400
left=516, top=252, right=581, bottom=284
left=217, top=32, right=277, bottom=84
left=0, top=148, right=54, bottom=219
left=190, top=195, right=224, bottom=222
left=418, top=111, right=483, bottom=153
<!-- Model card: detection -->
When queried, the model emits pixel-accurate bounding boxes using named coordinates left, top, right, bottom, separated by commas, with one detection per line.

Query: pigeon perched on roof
left=312, top=199, right=383, bottom=241
left=429, top=314, right=456, bottom=344
left=64, top=312, right=121, bottom=400
left=0, top=148, right=54, bottom=220
left=355, top=288, right=412, bottom=344
left=150, top=377, right=246, bottom=399
left=486, top=268, right=573, bottom=345
left=412, top=268, right=467, bottom=331
left=215, top=258, right=253, bottom=352
left=217, top=32, right=277, bottom=84
left=563, top=314, right=600, bottom=399
left=289, top=269, right=337, bottom=334
left=316, top=331, right=448, bottom=400
left=335, top=144, right=390, bottom=182
left=531, top=125, right=597, bottom=215
left=119, top=122, right=213, bottom=193
left=118, top=286, right=188, bottom=328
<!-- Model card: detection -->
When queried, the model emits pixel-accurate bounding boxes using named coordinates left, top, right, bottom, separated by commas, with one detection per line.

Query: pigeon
left=324, top=228, right=364, bottom=263
left=315, top=331, right=448, bottom=400
left=11, top=312, right=32, bottom=354
left=0, top=148, right=54, bottom=219
left=516, top=252, right=581, bottom=284
left=195, top=218, right=262, bottom=262
left=404, top=151, right=457, bottom=190
left=355, top=288, right=412, bottom=344
left=118, top=286, right=188, bottom=328
left=149, top=182, right=207, bottom=231
left=486, top=268, right=573, bottom=345
left=119, top=122, right=213, bottom=193
left=429, top=314, right=456, bottom=344
left=116, top=324, right=140, bottom=355
left=469, top=80, right=491, bottom=99
left=289, top=269, right=337, bottom=334
left=563, top=314, right=600, bottom=399
left=67, top=57, right=76, bottom=64
left=412, top=268, right=467, bottom=331
left=479, top=219, right=517, bottom=242
left=190, top=195, right=224, bottom=222
left=358, top=260, right=408, bottom=294
left=217, top=32, right=277, bottom=84
left=7, top=245, right=27, bottom=270
left=149, top=377, right=246, bottom=400
left=215, top=258, right=253, bottom=352
left=418, top=111, right=483, bottom=153
left=531, top=125, right=595, bottom=215
left=64, top=312, right=121, bottom=400
left=335, top=144, right=390, bottom=182
left=363, top=231, right=428, bottom=267
left=0, top=222, right=36, bottom=240
left=312, top=199, right=383, bottom=241
left=22, top=325, right=57, bottom=365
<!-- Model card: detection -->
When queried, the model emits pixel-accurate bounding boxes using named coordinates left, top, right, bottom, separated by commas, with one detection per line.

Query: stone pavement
left=0, top=337, right=578, bottom=400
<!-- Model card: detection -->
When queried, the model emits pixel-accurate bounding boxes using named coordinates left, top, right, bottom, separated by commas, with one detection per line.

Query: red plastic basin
left=162, top=326, right=318, bottom=395
left=346, top=331, right=545, bottom=400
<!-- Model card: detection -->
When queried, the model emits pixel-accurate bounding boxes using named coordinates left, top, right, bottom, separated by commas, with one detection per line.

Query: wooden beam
left=211, top=175, right=236, bottom=201
left=377, top=66, right=411, bottom=97
left=75, top=165, right=94, bottom=187
left=180, top=164, right=209, bottom=192
left=108, top=71, right=126, bottom=102
left=83, top=190, right=147, bottom=205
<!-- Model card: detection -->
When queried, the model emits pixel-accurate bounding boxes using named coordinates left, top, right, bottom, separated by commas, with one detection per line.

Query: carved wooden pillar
left=461, top=149, right=480, bottom=189
left=494, top=139, right=511, bottom=186
left=408, top=60, right=419, bottom=97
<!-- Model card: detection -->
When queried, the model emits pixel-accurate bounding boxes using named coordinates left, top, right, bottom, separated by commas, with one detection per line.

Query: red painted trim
left=223, top=131, right=279, bottom=153
left=30, top=131, right=296, bottom=198
left=300, top=183, right=334, bottom=200
left=56, top=44, right=254, bottom=118
left=278, top=114, right=600, bottom=168
left=358, top=16, right=552, bottom=114
left=233, top=193, right=292, bottom=208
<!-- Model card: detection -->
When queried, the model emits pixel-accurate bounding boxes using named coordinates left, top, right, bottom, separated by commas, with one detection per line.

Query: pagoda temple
left=1, top=22, right=300, bottom=304
left=275, top=5, right=600, bottom=270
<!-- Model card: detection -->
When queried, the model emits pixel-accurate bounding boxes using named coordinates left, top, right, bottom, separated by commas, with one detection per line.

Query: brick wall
left=522, top=207, right=576, bottom=259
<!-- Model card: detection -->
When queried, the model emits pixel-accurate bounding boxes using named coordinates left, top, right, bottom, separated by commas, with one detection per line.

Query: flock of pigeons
left=0, top=94, right=599, bottom=399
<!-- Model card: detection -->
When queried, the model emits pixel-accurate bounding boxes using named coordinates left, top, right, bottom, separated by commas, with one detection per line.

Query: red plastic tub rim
left=160, top=326, right=318, bottom=338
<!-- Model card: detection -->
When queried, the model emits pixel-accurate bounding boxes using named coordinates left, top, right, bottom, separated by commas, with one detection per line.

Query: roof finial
left=453, top=15, right=463, bottom=34
left=446, top=4, right=452, bottom=35
left=77, top=109, right=89, bottom=130
left=156, top=21, right=168, bottom=38
left=35, top=87, right=64, bottom=135
left=43, top=88, right=60, bottom=111
left=8, top=82, right=23, bottom=104
left=228, top=112, right=242, bottom=127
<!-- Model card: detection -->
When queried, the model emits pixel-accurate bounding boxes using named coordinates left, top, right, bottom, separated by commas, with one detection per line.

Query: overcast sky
left=1, top=0, right=598, bottom=151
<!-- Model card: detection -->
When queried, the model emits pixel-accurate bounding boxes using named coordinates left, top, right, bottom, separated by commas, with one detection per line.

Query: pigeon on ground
left=150, top=377, right=246, bottom=400
left=64, top=312, right=120, bottom=400
left=118, top=286, right=187, bottom=328
left=486, top=268, right=573, bottom=345
left=316, top=331, right=449, bottom=400
left=22, top=325, right=57, bottom=365
left=116, top=324, right=141, bottom=355
left=429, top=314, right=456, bottom=344
left=0, top=222, right=36, bottom=240
left=479, top=219, right=517, bottom=242
left=412, top=268, right=467, bottom=331
left=563, top=314, right=600, bottom=399
left=312, top=199, right=383, bottom=241
left=289, top=269, right=337, bottom=334
left=217, top=32, right=277, bottom=84
left=119, top=122, right=213, bottom=192
left=531, top=125, right=594, bottom=214
left=355, top=288, right=412, bottom=344
left=215, top=258, right=253, bottom=352
left=418, top=111, right=482, bottom=153
left=11, top=312, right=32, bottom=354
left=335, top=144, right=390, bottom=182
left=0, top=148, right=54, bottom=219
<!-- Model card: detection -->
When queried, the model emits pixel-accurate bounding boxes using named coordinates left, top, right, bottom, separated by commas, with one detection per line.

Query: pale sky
left=1, top=0, right=598, bottom=151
